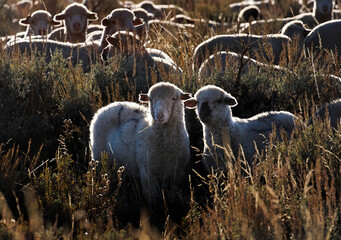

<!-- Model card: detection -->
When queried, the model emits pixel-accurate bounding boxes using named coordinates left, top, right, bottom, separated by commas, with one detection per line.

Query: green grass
left=0, top=0, right=341, bottom=239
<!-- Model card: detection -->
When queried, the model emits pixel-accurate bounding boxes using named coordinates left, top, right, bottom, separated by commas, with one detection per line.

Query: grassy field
left=0, top=0, right=341, bottom=239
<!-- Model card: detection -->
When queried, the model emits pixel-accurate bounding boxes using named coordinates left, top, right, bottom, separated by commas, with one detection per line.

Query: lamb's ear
left=139, top=93, right=149, bottom=102
left=184, top=98, right=197, bottom=109
left=101, top=17, right=109, bottom=26
left=54, top=13, right=66, bottom=21
left=50, top=19, right=62, bottom=26
left=19, top=15, right=31, bottom=25
left=181, top=92, right=192, bottom=100
left=224, top=95, right=238, bottom=107
left=87, top=11, right=98, bottom=21
left=106, top=35, right=120, bottom=48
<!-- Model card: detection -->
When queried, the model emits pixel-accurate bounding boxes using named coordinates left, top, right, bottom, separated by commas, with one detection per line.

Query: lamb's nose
left=156, top=112, right=164, bottom=120
left=73, top=22, right=81, bottom=29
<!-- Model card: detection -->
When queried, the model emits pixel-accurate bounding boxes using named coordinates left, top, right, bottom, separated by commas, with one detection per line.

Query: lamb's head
left=101, top=31, right=145, bottom=61
left=54, top=3, right=98, bottom=34
left=184, top=85, right=237, bottom=126
left=19, top=10, right=60, bottom=35
left=101, top=8, right=145, bottom=37
left=314, top=0, right=333, bottom=16
left=139, top=82, right=191, bottom=124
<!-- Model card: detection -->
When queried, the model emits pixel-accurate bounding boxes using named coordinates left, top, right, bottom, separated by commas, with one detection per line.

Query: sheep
left=19, top=10, right=61, bottom=37
left=280, top=20, right=311, bottom=53
left=237, top=5, right=262, bottom=23
left=89, top=82, right=192, bottom=203
left=309, top=98, right=341, bottom=130
left=100, top=31, right=182, bottom=95
left=98, top=8, right=145, bottom=50
left=184, top=85, right=296, bottom=171
left=192, top=33, right=291, bottom=72
left=198, top=51, right=289, bottom=81
left=48, top=3, right=98, bottom=43
left=4, top=38, right=104, bottom=73
left=304, top=19, right=341, bottom=57
left=241, top=0, right=334, bottom=34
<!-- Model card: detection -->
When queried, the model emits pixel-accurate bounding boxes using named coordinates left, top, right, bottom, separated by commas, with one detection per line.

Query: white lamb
left=184, top=85, right=296, bottom=171
left=89, top=82, right=192, bottom=203
left=48, top=2, right=98, bottom=43
left=19, top=10, right=61, bottom=37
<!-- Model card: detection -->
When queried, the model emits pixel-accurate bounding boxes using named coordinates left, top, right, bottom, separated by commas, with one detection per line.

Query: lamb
left=309, top=98, right=341, bottom=130
left=184, top=85, right=296, bottom=171
left=48, top=3, right=98, bottom=43
left=85, top=8, right=145, bottom=44
left=198, top=51, right=289, bottom=81
left=304, top=19, right=341, bottom=57
left=89, top=82, right=192, bottom=203
left=97, top=8, right=145, bottom=49
left=19, top=10, right=61, bottom=37
left=192, top=33, right=291, bottom=72
left=100, top=31, right=182, bottom=94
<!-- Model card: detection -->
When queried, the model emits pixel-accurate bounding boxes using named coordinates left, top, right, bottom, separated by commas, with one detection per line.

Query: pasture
left=0, top=0, right=341, bottom=239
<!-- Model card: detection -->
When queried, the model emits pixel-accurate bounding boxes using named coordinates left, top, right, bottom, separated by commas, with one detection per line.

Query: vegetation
left=0, top=0, right=341, bottom=239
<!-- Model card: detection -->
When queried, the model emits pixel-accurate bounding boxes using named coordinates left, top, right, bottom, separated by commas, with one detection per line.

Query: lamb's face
left=139, top=83, right=191, bottom=124
left=20, top=11, right=60, bottom=36
left=194, top=86, right=237, bottom=126
left=315, top=0, right=333, bottom=15
left=150, top=86, right=182, bottom=124
left=55, top=4, right=98, bottom=35
left=103, top=10, right=136, bottom=36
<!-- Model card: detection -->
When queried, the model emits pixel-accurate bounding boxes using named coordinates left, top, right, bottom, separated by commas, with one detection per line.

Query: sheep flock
left=1, top=0, right=341, bottom=235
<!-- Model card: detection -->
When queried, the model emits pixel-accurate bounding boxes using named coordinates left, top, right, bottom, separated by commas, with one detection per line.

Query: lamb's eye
left=172, top=97, right=176, bottom=101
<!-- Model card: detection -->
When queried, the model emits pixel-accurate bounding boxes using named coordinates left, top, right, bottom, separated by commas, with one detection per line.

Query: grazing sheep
left=5, top=38, right=104, bottom=72
left=280, top=20, right=311, bottom=53
left=304, top=19, right=341, bottom=57
left=48, top=3, right=98, bottom=43
left=198, top=51, right=289, bottom=81
left=242, top=0, right=333, bottom=34
left=184, top=85, right=295, bottom=171
left=237, top=5, right=262, bottom=23
left=193, top=33, right=291, bottom=72
left=100, top=31, right=182, bottom=94
left=309, top=98, right=341, bottom=130
left=19, top=10, right=61, bottom=37
left=89, top=82, right=192, bottom=203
